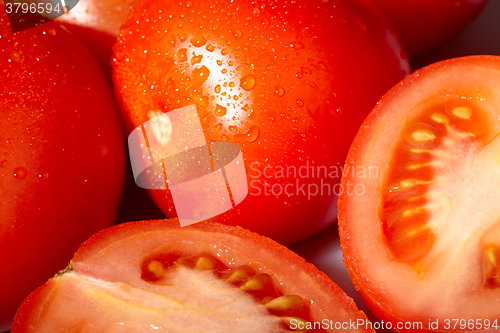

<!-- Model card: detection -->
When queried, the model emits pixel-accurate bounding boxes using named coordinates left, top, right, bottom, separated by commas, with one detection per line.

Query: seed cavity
left=431, top=113, right=449, bottom=124
left=266, top=295, right=304, bottom=313
left=140, top=252, right=314, bottom=328
left=452, top=106, right=472, bottom=119
left=407, top=161, right=448, bottom=170
left=402, top=206, right=424, bottom=218
left=484, top=244, right=500, bottom=289
left=411, top=129, right=436, bottom=142
left=147, top=260, right=165, bottom=279
left=400, top=179, right=425, bottom=189
left=407, top=225, right=429, bottom=237
left=226, top=265, right=255, bottom=283
left=240, top=273, right=272, bottom=292
left=409, top=148, right=451, bottom=157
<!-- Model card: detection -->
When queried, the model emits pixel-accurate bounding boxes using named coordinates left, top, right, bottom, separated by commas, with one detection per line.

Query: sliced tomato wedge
left=12, top=220, right=373, bottom=332
left=339, top=55, right=500, bottom=331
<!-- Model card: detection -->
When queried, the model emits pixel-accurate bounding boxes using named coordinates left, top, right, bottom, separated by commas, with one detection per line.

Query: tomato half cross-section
left=12, top=219, right=374, bottom=332
left=0, top=7, right=126, bottom=331
left=113, top=0, right=410, bottom=244
left=339, top=55, right=500, bottom=331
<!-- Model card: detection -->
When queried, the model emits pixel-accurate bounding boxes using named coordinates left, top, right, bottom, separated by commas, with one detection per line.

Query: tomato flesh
left=339, top=56, right=500, bottom=330
left=13, top=220, right=373, bottom=333
left=382, top=98, right=497, bottom=267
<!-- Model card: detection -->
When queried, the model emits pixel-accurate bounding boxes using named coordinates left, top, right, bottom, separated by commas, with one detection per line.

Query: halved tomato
left=339, top=55, right=500, bottom=331
left=12, top=219, right=374, bottom=332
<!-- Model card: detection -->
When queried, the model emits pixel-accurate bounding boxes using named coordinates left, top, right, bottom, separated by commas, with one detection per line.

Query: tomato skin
left=0, top=10, right=126, bottom=331
left=56, top=0, right=133, bottom=79
left=339, top=55, right=500, bottom=331
left=369, top=0, right=489, bottom=58
left=113, top=0, right=410, bottom=244
left=12, top=219, right=374, bottom=333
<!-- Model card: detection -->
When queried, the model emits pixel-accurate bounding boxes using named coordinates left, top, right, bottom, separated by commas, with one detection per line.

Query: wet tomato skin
left=0, top=9, right=126, bottom=331
left=113, top=0, right=410, bottom=244
left=369, top=0, right=489, bottom=58
left=339, top=56, right=500, bottom=331
left=12, top=219, right=374, bottom=333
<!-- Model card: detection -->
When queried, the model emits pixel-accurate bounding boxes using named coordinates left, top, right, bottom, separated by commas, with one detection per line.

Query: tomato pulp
left=339, top=56, right=500, bottom=331
left=0, top=8, right=126, bottom=331
left=13, top=219, right=374, bottom=332
left=113, top=0, right=410, bottom=244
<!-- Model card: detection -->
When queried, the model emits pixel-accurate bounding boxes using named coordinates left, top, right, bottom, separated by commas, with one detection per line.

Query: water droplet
left=215, top=104, right=227, bottom=116
left=229, top=82, right=235, bottom=88
left=176, top=48, right=188, bottom=62
left=214, top=123, right=223, bottom=131
left=191, top=34, right=207, bottom=47
left=253, top=7, right=260, bottom=16
left=192, top=65, right=210, bottom=87
left=191, top=54, right=203, bottom=65
left=221, top=68, right=228, bottom=74
left=291, top=42, right=304, bottom=51
left=233, top=30, right=243, bottom=39
left=262, top=18, right=270, bottom=26
left=243, top=125, right=260, bottom=142
left=243, top=104, right=250, bottom=112
left=11, top=51, right=20, bottom=62
left=275, top=86, right=285, bottom=97
left=240, top=74, right=256, bottom=91
left=221, top=48, right=229, bottom=56
left=228, top=61, right=234, bottom=66
left=215, top=85, right=221, bottom=93
left=179, top=32, right=187, bottom=42
left=297, top=99, right=304, bottom=107
left=296, top=72, right=303, bottom=79
left=301, top=67, right=312, bottom=75
left=296, top=32, right=303, bottom=41
left=217, top=60, right=223, bottom=66
left=48, top=29, right=56, bottom=36
left=13, top=167, right=27, bottom=180
left=206, top=44, right=215, bottom=52
left=318, top=62, right=327, bottom=71
left=234, top=95, right=239, bottom=101
left=269, top=116, right=275, bottom=122
left=229, top=125, right=238, bottom=133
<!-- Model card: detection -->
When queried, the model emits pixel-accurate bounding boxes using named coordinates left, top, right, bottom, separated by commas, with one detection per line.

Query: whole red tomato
left=0, top=8, right=126, bottom=331
left=113, top=0, right=410, bottom=244
left=369, top=0, right=489, bottom=58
